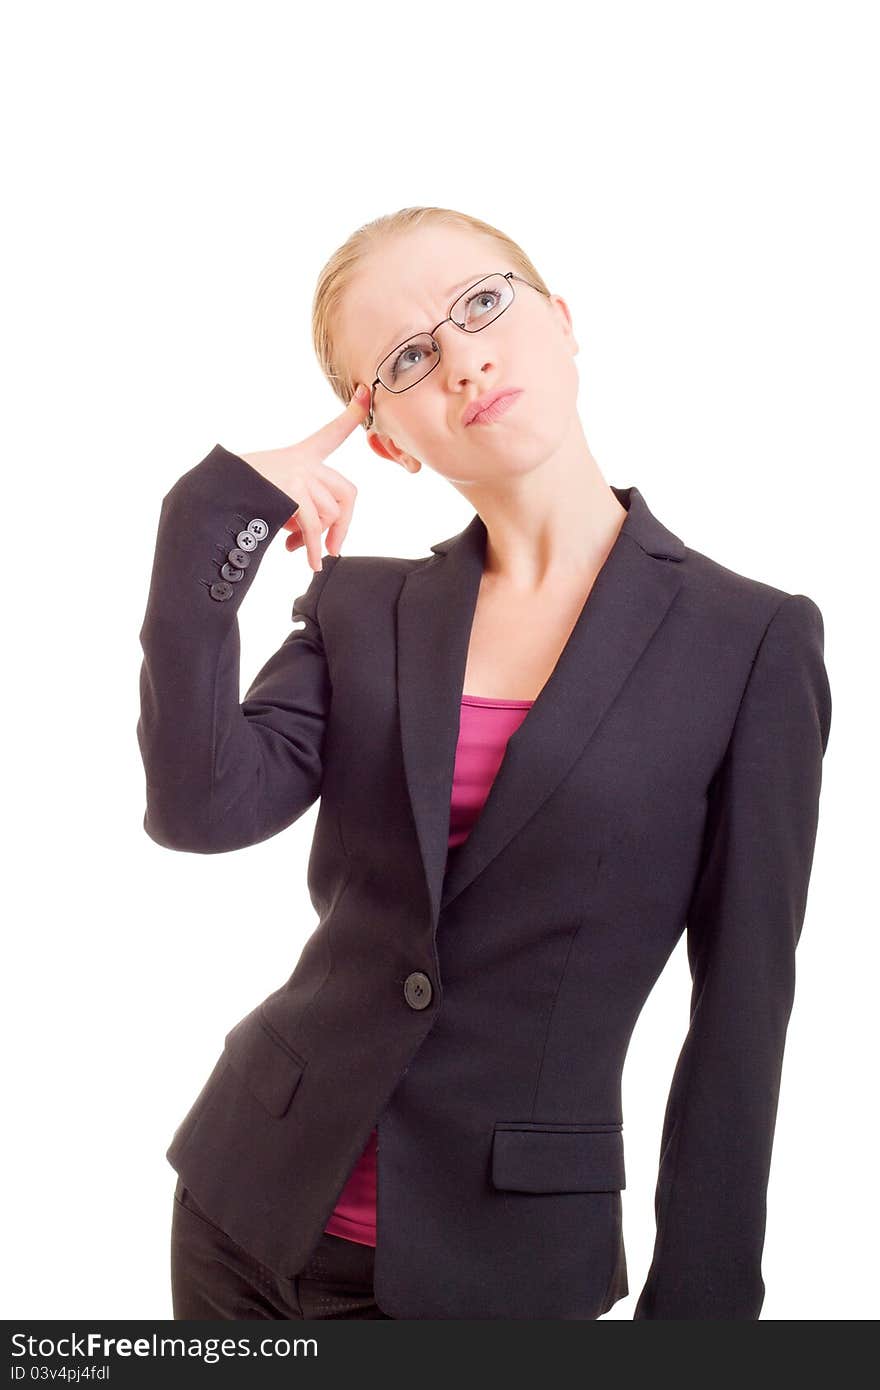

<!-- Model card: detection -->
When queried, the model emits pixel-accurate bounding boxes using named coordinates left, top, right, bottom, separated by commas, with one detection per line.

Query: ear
left=548, top=293, right=579, bottom=354
left=366, top=432, right=422, bottom=473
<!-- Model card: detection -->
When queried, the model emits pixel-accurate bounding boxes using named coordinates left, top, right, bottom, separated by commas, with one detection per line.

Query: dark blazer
left=137, top=443, right=832, bottom=1320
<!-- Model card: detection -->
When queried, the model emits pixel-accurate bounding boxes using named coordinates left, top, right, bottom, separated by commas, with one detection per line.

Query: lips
left=464, top=388, right=524, bottom=426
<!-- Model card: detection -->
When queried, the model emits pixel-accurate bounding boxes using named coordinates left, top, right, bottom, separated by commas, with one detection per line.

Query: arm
left=136, top=443, right=340, bottom=854
left=633, top=593, right=833, bottom=1319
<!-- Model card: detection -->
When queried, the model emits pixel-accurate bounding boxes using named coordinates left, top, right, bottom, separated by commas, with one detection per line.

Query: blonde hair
left=311, top=205, right=552, bottom=411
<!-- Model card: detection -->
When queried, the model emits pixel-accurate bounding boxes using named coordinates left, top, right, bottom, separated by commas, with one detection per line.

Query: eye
left=463, top=288, right=502, bottom=322
left=390, top=342, right=426, bottom=382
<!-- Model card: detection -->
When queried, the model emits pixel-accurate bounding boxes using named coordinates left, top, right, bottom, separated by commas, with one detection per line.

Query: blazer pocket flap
left=492, top=1122, right=626, bottom=1192
left=223, top=1005, right=307, bottom=1118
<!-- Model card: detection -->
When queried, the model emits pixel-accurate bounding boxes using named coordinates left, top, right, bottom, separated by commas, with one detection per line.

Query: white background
left=3, top=0, right=875, bottom=1321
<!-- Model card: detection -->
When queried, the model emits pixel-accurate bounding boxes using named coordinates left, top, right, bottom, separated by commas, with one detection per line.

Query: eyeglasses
left=360, top=270, right=548, bottom=430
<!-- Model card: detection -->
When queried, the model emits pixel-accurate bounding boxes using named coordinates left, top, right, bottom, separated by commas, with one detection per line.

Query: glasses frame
left=360, top=270, right=548, bottom=430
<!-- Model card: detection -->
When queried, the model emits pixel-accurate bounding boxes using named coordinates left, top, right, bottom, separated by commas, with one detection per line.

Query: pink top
left=322, top=692, right=534, bottom=1247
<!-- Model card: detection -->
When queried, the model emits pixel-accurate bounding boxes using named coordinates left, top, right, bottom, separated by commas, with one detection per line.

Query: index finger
left=300, top=385, right=370, bottom=460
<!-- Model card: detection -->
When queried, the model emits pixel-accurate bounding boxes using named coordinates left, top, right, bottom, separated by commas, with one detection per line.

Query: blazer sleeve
left=136, top=442, right=341, bottom=854
left=633, top=592, right=833, bottom=1320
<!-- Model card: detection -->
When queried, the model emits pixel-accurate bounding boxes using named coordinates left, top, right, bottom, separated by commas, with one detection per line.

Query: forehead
left=377, top=272, right=492, bottom=359
left=341, top=232, right=502, bottom=370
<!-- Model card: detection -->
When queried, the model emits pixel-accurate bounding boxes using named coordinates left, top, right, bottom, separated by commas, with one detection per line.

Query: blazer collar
left=396, top=485, right=686, bottom=928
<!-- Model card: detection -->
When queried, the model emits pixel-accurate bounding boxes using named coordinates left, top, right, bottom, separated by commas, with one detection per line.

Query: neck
left=453, top=418, right=628, bottom=589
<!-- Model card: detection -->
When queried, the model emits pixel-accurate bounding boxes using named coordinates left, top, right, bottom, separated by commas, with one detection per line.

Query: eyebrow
left=373, top=272, right=488, bottom=367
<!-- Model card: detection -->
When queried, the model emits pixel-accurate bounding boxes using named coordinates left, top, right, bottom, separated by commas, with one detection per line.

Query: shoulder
left=318, top=549, right=431, bottom=591
left=305, top=549, right=433, bottom=624
left=670, top=544, right=830, bottom=760
left=674, top=540, right=825, bottom=652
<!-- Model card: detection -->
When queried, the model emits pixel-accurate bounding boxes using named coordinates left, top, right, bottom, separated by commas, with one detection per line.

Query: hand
left=237, top=386, right=369, bottom=572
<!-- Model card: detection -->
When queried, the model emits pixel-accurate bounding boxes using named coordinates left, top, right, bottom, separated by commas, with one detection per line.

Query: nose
left=436, top=324, right=498, bottom=392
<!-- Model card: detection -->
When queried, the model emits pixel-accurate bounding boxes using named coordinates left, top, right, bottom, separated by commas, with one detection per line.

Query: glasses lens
left=377, top=334, right=439, bottom=392
left=451, top=273, right=513, bottom=330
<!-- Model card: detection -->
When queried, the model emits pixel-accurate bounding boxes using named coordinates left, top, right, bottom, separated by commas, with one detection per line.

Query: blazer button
left=247, top=518, right=269, bottom=541
left=209, top=579, right=234, bottom=602
left=404, top=971, right=433, bottom=1010
left=235, top=530, right=259, bottom=552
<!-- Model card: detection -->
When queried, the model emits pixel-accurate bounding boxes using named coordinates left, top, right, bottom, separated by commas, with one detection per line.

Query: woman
left=137, top=206, right=832, bottom=1320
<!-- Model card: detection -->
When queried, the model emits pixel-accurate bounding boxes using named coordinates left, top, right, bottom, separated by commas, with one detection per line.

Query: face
left=335, top=224, right=580, bottom=488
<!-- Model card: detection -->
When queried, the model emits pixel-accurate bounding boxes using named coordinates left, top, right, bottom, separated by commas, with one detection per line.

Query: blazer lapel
left=396, top=485, right=687, bottom=927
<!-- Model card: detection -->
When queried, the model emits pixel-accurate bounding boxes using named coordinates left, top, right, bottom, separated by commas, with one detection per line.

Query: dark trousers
left=170, top=1176, right=392, bottom=1319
